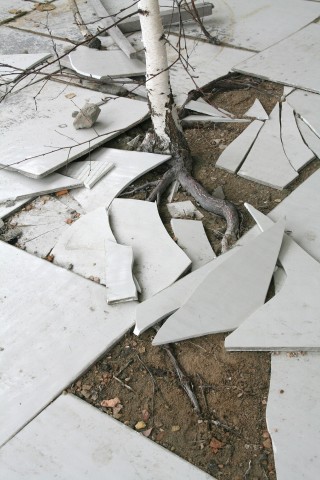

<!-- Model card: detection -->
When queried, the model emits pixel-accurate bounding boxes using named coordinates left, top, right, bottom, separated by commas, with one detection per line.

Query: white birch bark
left=138, top=0, right=182, bottom=152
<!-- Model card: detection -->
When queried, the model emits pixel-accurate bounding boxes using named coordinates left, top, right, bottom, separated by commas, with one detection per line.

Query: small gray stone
left=73, top=103, right=101, bottom=130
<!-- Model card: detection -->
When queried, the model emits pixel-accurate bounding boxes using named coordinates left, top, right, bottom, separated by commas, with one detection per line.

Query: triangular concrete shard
left=134, top=250, right=236, bottom=336
left=267, top=353, right=320, bottom=480
left=52, top=207, right=115, bottom=284
left=69, top=46, right=146, bottom=79
left=216, top=120, right=264, bottom=173
left=225, top=205, right=320, bottom=351
left=105, top=240, right=137, bottom=304
left=296, top=117, right=320, bottom=159
left=286, top=89, right=320, bottom=139
left=153, top=220, right=285, bottom=345
left=171, top=219, right=216, bottom=271
left=0, top=394, right=214, bottom=479
left=185, top=99, right=229, bottom=118
left=238, top=103, right=298, bottom=189
left=280, top=102, right=314, bottom=171
left=109, top=199, right=191, bottom=300
left=244, top=99, right=268, bottom=120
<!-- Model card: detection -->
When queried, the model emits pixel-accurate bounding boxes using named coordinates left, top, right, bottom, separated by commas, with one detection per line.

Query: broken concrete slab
left=225, top=205, right=320, bottom=351
left=9, top=0, right=101, bottom=43
left=216, top=120, right=264, bottom=173
left=243, top=99, right=268, bottom=120
left=287, top=89, right=320, bottom=139
left=0, top=0, right=33, bottom=25
left=0, top=393, right=214, bottom=479
left=167, top=201, right=204, bottom=220
left=69, top=46, right=146, bottom=79
left=0, top=169, right=83, bottom=203
left=109, top=199, right=191, bottom=300
left=170, top=219, right=216, bottom=271
left=0, top=25, right=70, bottom=56
left=75, top=158, right=114, bottom=189
left=9, top=195, right=83, bottom=258
left=0, top=80, right=149, bottom=178
left=280, top=102, right=314, bottom=171
left=153, top=220, right=284, bottom=345
left=296, top=117, right=320, bottom=158
left=165, top=34, right=253, bottom=105
left=52, top=207, right=115, bottom=283
left=185, top=99, right=229, bottom=118
left=0, top=241, right=136, bottom=447
left=233, top=23, right=320, bottom=94
left=0, top=52, right=51, bottom=84
left=0, top=198, right=34, bottom=219
left=64, top=148, right=170, bottom=212
left=166, top=0, right=320, bottom=52
left=238, top=103, right=298, bottom=189
left=105, top=240, right=137, bottom=304
left=267, top=353, right=320, bottom=480
left=181, top=115, right=250, bottom=126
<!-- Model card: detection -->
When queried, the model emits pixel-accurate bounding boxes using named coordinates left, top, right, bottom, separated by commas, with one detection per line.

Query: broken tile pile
left=1, top=0, right=320, bottom=479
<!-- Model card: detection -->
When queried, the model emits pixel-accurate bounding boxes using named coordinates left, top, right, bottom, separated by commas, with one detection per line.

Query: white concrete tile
left=0, top=242, right=136, bottom=446
left=153, top=220, right=284, bottom=345
left=225, top=205, right=320, bottom=351
left=0, top=80, right=149, bottom=178
left=216, top=120, right=264, bottom=173
left=65, top=148, right=170, bottom=212
left=135, top=168, right=320, bottom=336
left=185, top=99, right=229, bottom=118
left=287, top=89, right=320, bottom=138
left=9, top=0, right=102, bottom=42
left=75, top=159, right=114, bottom=189
left=109, top=199, right=191, bottom=300
left=238, top=104, right=298, bottom=189
left=10, top=196, right=81, bottom=258
left=69, top=46, right=145, bottom=79
left=167, top=201, right=203, bottom=220
left=0, top=0, right=33, bottom=24
left=296, top=117, right=320, bottom=158
left=268, top=169, right=320, bottom=262
left=0, top=393, right=214, bottom=479
left=105, top=240, right=137, bottom=304
left=0, top=169, right=83, bottom=203
left=0, top=53, right=51, bottom=84
left=0, top=25, right=70, bottom=56
left=171, top=219, right=216, bottom=271
left=0, top=198, right=33, bottom=219
left=244, top=99, right=268, bottom=120
left=181, top=115, right=250, bottom=125
left=283, top=86, right=295, bottom=97
left=165, top=0, right=320, bottom=52
left=52, top=207, right=114, bottom=283
left=166, top=35, right=253, bottom=105
left=233, top=24, right=320, bottom=94
left=266, top=352, right=320, bottom=480
left=280, top=102, right=314, bottom=171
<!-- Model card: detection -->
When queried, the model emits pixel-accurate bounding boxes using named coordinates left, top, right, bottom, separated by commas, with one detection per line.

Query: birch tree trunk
left=138, top=0, right=239, bottom=250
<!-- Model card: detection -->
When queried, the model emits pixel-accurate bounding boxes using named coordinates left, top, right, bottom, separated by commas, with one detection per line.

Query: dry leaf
left=8, top=9, right=23, bottom=14
left=142, top=409, right=150, bottom=422
left=171, top=425, right=180, bottom=432
left=65, top=93, right=76, bottom=99
left=55, top=189, right=68, bottom=197
left=35, top=4, right=56, bottom=12
left=101, top=397, right=121, bottom=408
left=210, top=437, right=224, bottom=454
left=135, top=421, right=146, bottom=430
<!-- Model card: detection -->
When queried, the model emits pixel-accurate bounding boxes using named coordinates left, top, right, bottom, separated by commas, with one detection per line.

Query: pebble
left=73, top=103, right=101, bottom=130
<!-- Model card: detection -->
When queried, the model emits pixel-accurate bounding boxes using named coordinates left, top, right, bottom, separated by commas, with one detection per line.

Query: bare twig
left=113, top=375, right=135, bottom=392
left=68, top=0, right=93, bottom=40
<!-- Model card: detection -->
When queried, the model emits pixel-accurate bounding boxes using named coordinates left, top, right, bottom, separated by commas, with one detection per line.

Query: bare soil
left=68, top=76, right=320, bottom=479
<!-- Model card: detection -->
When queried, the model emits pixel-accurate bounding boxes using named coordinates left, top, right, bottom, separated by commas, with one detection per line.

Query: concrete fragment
left=73, top=103, right=101, bottom=130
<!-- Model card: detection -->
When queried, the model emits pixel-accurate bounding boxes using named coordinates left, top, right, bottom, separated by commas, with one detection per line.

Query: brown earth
left=66, top=76, right=319, bottom=479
